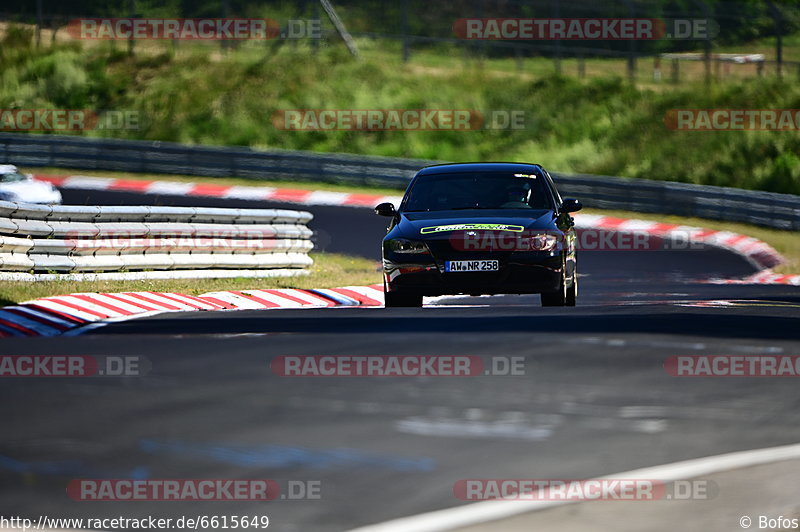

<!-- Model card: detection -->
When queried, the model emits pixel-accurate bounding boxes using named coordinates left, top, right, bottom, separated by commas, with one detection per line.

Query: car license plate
left=445, top=260, right=499, bottom=272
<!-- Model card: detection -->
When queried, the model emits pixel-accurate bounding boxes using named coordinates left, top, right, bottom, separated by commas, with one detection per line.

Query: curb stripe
left=233, top=291, right=282, bottom=308
left=100, top=293, right=161, bottom=312
left=2, top=307, right=70, bottom=332
left=177, top=293, right=231, bottom=310
left=0, top=322, right=27, bottom=337
left=309, top=289, right=359, bottom=306
left=0, top=314, right=38, bottom=336
left=121, top=292, right=182, bottom=311
left=8, top=304, right=81, bottom=326
left=40, top=297, right=111, bottom=319
left=68, top=294, right=132, bottom=316
left=329, top=287, right=383, bottom=306
left=24, top=301, right=96, bottom=322
left=242, top=290, right=305, bottom=307
left=146, top=292, right=206, bottom=310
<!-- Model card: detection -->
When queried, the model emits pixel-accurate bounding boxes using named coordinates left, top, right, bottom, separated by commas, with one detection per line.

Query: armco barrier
left=1, top=133, right=798, bottom=230
left=0, top=200, right=314, bottom=276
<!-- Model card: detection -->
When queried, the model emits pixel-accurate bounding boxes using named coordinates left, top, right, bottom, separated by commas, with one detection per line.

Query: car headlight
left=0, top=191, right=19, bottom=202
left=388, top=239, right=430, bottom=254
left=530, top=234, right=559, bottom=251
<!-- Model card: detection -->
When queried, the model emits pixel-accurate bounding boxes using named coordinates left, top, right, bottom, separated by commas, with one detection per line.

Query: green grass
left=3, top=25, right=800, bottom=195
left=0, top=252, right=382, bottom=306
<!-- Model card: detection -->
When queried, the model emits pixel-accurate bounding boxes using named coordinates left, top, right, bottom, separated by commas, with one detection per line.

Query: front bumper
left=383, top=252, right=564, bottom=297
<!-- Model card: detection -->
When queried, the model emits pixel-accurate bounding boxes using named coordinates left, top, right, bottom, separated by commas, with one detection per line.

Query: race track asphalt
left=0, top=188, right=797, bottom=531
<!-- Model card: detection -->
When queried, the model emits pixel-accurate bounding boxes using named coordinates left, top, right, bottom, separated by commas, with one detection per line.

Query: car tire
left=565, top=266, right=577, bottom=307
left=541, top=283, right=566, bottom=306
left=384, top=291, right=423, bottom=308
left=541, top=264, right=572, bottom=307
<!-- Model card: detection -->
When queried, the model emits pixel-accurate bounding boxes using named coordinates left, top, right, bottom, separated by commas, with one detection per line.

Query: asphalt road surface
left=0, top=188, right=797, bottom=531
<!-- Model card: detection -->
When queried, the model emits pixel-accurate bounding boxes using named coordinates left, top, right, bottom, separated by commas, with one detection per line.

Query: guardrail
left=1, top=133, right=798, bottom=230
left=0, top=199, right=314, bottom=278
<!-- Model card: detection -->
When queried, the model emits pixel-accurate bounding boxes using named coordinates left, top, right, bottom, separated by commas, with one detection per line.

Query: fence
left=6, top=0, right=799, bottom=85
left=0, top=198, right=314, bottom=277
left=2, top=133, right=798, bottom=231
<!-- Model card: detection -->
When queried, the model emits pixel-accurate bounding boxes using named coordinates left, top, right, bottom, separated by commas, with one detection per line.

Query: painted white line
left=61, top=176, right=114, bottom=189
left=145, top=181, right=196, bottom=196
left=617, top=219, right=659, bottom=232
left=222, top=186, right=276, bottom=200
left=348, top=441, right=800, bottom=532
left=305, top=190, right=352, bottom=205
left=375, top=195, right=404, bottom=205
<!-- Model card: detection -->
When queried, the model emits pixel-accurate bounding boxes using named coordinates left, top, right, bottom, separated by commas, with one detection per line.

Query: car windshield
left=0, top=171, right=28, bottom=183
left=403, top=171, right=553, bottom=212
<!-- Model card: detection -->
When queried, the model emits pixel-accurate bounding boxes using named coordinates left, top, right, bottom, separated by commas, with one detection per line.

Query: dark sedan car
left=375, top=163, right=582, bottom=307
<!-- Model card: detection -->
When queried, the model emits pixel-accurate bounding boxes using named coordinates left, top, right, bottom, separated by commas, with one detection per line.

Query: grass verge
left=0, top=253, right=382, bottom=307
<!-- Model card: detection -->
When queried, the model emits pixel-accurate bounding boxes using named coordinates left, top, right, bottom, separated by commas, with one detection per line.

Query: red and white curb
left=707, top=270, right=800, bottom=286
left=573, top=214, right=785, bottom=272
left=34, top=174, right=402, bottom=208
left=0, top=285, right=385, bottom=338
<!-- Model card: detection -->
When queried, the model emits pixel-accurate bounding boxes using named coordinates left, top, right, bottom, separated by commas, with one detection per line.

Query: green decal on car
left=420, top=224, right=525, bottom=234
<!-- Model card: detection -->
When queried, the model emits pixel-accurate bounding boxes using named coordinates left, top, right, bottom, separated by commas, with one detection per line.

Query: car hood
left=396, top=209, right=557, bottom=238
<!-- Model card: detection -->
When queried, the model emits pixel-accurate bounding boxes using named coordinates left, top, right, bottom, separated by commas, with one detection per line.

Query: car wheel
left=541, top=265, right=569, bottom=307
left=565, top=267, right=577, bottom=307
left=384, top=291, right=423, bottom=308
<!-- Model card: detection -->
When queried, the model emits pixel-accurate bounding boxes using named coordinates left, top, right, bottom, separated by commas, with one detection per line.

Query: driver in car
left=500, top=182, right=532, bottom=208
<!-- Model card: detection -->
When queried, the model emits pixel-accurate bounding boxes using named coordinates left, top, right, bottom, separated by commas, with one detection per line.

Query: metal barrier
left=1, top=133, right=798, bottom=230
left=0, top=200, right=314, bottom=275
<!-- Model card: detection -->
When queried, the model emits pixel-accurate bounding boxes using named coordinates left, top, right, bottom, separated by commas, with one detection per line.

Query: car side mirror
left=374, top=202, right=397, bottom=217
left=561, top=198, right=582, bottom=213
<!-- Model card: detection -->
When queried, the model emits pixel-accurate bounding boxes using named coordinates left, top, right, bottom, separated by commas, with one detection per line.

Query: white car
left=0, top=165, right=62, bottom=204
